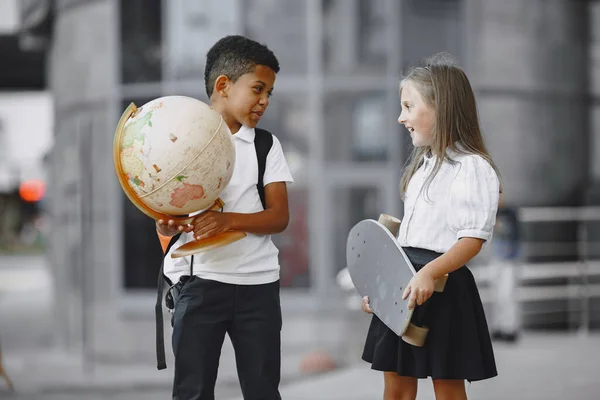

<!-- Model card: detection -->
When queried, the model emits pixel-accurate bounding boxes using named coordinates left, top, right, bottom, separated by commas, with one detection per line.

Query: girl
left=361, top=54, right=501, bottom=400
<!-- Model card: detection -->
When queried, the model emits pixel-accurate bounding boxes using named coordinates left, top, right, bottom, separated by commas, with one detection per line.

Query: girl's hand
left=361, top=296, right=374, bottom=314
left=192, top=211, right=233, bottom=240
left=156, top=219, right=193, bottom=236
left=402, top=269, right=435, bottom=310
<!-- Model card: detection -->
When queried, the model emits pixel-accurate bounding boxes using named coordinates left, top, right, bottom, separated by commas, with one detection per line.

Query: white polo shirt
left=163, top=125, right=294, bottom=285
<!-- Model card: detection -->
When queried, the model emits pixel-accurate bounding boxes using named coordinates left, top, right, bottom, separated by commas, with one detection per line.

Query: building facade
left=20, top=0, right=600, bottom=357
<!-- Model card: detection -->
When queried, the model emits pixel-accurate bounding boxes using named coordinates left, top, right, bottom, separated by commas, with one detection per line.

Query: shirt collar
left=423, top=142, right=466, bottom=162
left=446, top=142, right=467, bottom=158
left=233, top=125, right=255, bottom=143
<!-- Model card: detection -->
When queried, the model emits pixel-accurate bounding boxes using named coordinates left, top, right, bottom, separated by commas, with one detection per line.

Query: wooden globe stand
left=113, top=102, right=246, bottom=258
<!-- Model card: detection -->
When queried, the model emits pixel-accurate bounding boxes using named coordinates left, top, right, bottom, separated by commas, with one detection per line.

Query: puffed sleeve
left=447, top=155, right=500, bottom=242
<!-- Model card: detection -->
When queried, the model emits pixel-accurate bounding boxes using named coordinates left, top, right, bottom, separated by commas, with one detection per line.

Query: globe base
left=171, top=230, right=247, bottom=258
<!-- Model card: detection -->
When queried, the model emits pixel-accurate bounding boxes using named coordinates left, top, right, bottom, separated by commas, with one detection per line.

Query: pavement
left=0, top=254, right=367, bottom=399
left=1, top=254, right=600, bottom=399
left=246, top=332, right=600, bottom=400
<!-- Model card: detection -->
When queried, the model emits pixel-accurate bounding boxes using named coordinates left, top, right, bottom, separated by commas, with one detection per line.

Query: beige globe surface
left=117, top=96, right=235, bottom=217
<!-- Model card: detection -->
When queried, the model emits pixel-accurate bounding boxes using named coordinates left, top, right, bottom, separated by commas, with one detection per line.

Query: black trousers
left=171, top=276, right=282, bottom=400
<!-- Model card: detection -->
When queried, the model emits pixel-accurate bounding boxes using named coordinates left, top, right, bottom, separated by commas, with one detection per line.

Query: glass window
left=401, top=0, right=463, bottom=68
left=323, top=0, right=388, bottom=74
left=243, top=0, right=308, bottom=75
left=163, top=0, right=239, bottom=81
left=323, top=91, right=390, bottom=162
left=331, top=186, right=383, bottom=276
left=56, top=0, right=93, bottom=10
left=0, top=117, right=5, bottom=162
left=122, top=193, right=163, bottom=289
left=120, top=0, right=162, bottom=84
left=274, top=187, right=309, bottom=288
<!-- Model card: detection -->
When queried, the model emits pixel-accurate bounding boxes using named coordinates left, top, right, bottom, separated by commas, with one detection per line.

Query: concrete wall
left=467, top=0, right=589, bottom=207
left=47, top=0, right=123, bottom=356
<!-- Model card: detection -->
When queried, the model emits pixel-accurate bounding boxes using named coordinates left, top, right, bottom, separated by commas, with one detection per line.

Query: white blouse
left=397, top=148, right=500, bottom=254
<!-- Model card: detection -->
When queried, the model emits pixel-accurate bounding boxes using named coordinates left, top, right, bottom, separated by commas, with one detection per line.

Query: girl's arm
left=403, top=237, right=485, bottom=309
left=419, top=237, right=484, bottom=280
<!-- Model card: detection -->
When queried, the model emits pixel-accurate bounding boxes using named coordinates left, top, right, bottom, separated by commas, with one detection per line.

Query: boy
left=156, top=35, right=293, bottom=400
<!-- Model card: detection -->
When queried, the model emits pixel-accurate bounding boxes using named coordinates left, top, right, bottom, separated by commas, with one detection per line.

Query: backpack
left=154, top=128, right=273, bottom=370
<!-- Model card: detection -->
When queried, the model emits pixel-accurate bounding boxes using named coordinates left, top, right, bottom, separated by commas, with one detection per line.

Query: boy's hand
left=192, top=211, right=233, bottom=240
left=156, top=219, right=193, bottom=236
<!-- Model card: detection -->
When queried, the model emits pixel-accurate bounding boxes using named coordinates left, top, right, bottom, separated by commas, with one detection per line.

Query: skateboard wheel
left=378, top=214, right=401, bottom=237
left=401, top=323, right=429, bottom=347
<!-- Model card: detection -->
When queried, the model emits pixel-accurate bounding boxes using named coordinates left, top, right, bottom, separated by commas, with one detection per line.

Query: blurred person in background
left=488, top=197, right=521, bottom=343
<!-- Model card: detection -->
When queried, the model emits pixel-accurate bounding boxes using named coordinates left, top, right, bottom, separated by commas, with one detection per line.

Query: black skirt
left=362, top=247, right=498, bottom=382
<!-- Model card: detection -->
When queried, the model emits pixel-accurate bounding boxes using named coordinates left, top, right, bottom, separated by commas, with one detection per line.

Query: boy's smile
left=218, top=65, right=276, bottom=134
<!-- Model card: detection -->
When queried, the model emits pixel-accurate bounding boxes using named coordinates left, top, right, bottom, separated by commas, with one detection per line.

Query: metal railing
left=522, top=206, right=600, bottom=333
left=474, top=206, right=600, bottom=333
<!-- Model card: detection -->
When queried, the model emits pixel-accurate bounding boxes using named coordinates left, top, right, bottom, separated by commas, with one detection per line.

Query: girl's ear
left=214, top=75, right=230, bottom=98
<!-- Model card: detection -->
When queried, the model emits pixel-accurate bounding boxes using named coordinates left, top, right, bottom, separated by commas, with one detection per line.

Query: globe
left=113, top=95, right=246, bottom=257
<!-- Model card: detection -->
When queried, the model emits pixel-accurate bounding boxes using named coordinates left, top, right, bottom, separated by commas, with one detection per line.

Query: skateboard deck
left=346, top=219, right=416, bottom=336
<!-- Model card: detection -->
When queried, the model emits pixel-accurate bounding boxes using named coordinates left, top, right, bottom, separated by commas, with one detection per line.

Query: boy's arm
left=193, top=133, right=293, bottom=241
left=192, top=182, right=289, bottom=240
left=230, top=181, right=289, bottom=234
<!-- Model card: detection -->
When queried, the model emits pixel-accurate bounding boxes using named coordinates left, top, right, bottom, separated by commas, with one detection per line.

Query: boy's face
left=221, top=65, right=276, bottom=132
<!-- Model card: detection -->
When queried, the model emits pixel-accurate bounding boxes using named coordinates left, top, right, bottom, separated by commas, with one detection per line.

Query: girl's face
left=398, top=80, right=435, bottom=147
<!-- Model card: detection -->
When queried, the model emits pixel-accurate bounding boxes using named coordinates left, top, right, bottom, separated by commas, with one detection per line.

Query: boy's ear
left=214, top=75, right=230, bottom=98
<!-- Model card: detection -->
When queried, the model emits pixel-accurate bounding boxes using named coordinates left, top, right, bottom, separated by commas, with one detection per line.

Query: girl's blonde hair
left=399, top=54, right=502, bottom=198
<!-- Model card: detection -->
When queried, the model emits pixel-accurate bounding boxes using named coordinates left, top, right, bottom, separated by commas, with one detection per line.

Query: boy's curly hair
left=204, top=35, right=280, bottom=97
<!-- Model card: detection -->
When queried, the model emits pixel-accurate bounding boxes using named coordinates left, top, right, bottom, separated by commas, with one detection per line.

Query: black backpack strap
left=254, top=128, right=274, bottom=209
left=155, top=233, right=181, bottom=370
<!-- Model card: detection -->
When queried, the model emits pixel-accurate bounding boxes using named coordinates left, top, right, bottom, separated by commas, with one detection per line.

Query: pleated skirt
left=361, top=247, right=498, bottom=381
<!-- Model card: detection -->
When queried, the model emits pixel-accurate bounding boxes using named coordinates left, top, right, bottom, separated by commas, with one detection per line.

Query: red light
left=19, top=180, right=46, bottom=202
